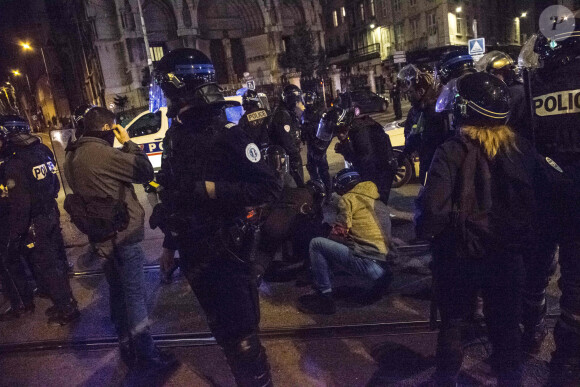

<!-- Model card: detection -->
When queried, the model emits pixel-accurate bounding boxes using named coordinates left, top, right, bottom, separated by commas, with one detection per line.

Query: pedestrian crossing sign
left=468, top=38, right=485, bottom=56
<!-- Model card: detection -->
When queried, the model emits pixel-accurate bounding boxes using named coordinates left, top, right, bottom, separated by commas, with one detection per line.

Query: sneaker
left=298, top=292, right=336, bottom=315
left=522, top=323, right=548, bottom=355
left=47, top=305, right=80, bottom=326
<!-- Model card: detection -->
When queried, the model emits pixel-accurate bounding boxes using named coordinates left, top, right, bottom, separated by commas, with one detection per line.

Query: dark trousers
left=433, top=251, right=524, bottom=384
left=0, top=250, right=34, bottom=309
left=306, top=144, right=331, bottom=194
left=178, top=233, right=272, bottom=387
left=372, top=170, right=396, bottom=206
left=24, top=208, right=74, bottom=310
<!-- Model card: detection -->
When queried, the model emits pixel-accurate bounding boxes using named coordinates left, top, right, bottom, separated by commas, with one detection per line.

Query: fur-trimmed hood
left=460, top=125, right=518, bottom=159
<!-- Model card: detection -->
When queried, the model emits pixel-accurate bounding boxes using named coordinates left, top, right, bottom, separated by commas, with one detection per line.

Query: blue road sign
left=468, top=38, right=485, bottom=56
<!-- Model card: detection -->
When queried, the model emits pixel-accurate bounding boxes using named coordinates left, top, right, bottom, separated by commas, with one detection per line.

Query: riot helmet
left=436, top=72, right=511, bottom=127
left=436, top=49, right=476, bottom=85
left=281, top=84, right=304, bottom=108
left=303, top=91, right=317, bottom=106
left=263, top=145, right=289, bottom=174
left=476, top=51, right=518, bottom=85
left=72, top=104, right=96, bottom=136
left=242, top=89, right=263, bottom=111
left=0, top=115, right=33, bottom=149
left=316, top=107, right=353, bottom=142
left=397, top=64, right=435, bottom=105
left=154, top=48, right=231, bottom=117
left=306, top=179, right=327, bottom=212
left=333, top=168, right=361, bottom=195
left=522, top=28, right=580, bottom=70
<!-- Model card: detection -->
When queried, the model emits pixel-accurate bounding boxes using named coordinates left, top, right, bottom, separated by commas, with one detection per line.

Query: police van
left=114, top=95, right=246, bottom=169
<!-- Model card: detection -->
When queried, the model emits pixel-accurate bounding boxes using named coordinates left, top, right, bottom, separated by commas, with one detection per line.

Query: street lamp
left=456, top=6, right=462, bottom=13
left=521, top=12, right=527, bottom=18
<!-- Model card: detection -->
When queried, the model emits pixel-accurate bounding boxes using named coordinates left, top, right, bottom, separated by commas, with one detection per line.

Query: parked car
left=383, top=119, right=420, bottom=188
left=114, top=95, right=252, bottom=169
left=335, top=90, right=389, bottom=116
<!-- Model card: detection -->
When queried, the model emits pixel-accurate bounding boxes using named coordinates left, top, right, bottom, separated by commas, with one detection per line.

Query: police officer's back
left=519, top=21, right=580, bottom=385
left=238, top=89, right=270, bottom=148
left=269, top=84, right=305, bottom=187
left=155, top=48, right=280, bottom=387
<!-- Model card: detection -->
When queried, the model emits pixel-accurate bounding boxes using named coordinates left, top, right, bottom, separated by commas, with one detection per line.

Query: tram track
left=0, top=313, right=559, bottom=354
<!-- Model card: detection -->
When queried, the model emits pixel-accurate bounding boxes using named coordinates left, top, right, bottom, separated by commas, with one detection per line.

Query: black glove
left=150, top=203, right=168, bottom=230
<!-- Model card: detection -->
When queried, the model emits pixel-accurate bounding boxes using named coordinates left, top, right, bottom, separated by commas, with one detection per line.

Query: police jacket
left=64, top=136, right=154, bottom=246
left=269, top=105, right=302, bottom=167
left=238, top=106, right=270, bottom=148
left=532, top=60, right=580, bottom=171
left=507, top=81, right=527, bottom=137
left=159, top=108, right=282, bottom=230
left=4, top=136, right=60, bottom=240
left=335, top=115, right=395, bottom=182
left=415, top=129, right=547, bottom=255
left=401, top=87, right=448, bottom=173
left=302, top=104, right=323, bottom=143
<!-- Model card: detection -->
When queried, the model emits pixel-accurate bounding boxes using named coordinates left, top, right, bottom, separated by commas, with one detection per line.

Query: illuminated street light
left=521, top=12, right=527, bottom=18
left=456, top=6, right=462, bottom=13
left=12, top=70, right=21, bottom=76
left=369, top=23, right=376, bottom=29
left=20, top=42, right=32, bottom=50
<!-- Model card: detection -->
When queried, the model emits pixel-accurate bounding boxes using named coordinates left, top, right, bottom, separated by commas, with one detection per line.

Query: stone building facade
left=84, top=0, right=325, bottom=112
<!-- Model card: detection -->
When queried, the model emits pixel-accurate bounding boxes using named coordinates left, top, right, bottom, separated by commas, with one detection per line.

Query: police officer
left=302, top=91, right=331, bottom=195
left=0, top=115, right=78, bottom=325
left=155, top=48, right=282, bottom=387
left=322, top=107, right=397, bottom=205
left=520, top=23, right=580, bottom=385
left=239, top=89, right=270, bottom=148
left=397, top=64, right=447, bottom=185
left=435, top=49, right=477, bottom=86
left=476, top=51, right=527, bottom=136
left=269, top=84, right=305, bottom=187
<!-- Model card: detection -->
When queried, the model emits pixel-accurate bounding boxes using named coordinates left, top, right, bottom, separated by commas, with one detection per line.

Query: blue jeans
left=103, top=243, right=150, bottom=339
left=309, top=237, right=387, bottom=293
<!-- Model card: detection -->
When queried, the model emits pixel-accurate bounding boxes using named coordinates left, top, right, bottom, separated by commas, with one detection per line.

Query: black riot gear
left=263, top=145, right=288, bottom=174
left=316, top=107, right=353, bottom=142
left=281, top=84, right=304, bottom=108
left=157, top=53, right=281, bottom=385
left=436, top=72, right=511, bottom=127
left=242, top=89, right=262, bottom=111
left=72, top=104, right=95, bottom=136
left=0, top=115, right=31, bottom=147
left=154, top=48, right=232, bottom=117
left=303, top=90, right=317, bottom=106
left=476, top=51, right=518, bottom=85
left=333, top=168, right=361, bottom=195
left=436, top=49, right=476, bottom=85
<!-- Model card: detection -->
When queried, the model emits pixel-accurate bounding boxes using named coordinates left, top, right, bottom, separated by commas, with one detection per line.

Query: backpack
left=450, top=138, right=493, bottom=259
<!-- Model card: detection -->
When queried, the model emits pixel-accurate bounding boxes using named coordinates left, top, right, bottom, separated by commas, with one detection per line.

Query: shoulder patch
left=224, top=122, right=236, bottom=129
left=283, top=124, right=291, bottom=133
left=247, top=110, right=268, bottom=122
left=546, top=157, right=564, bottom=173
left=245, top=143, right=261, bottom=163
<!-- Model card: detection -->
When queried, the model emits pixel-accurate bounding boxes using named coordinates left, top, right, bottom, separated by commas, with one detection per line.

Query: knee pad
left=225, top=333, right=262, bottom=361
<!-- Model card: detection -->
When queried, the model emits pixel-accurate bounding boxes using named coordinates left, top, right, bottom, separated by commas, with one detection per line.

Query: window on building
left=370, top=0, right=376, bottom=17
left=393, top=0, right=401, bottom=12
left=381, top=0, right=388, bottom=17
left=395, top=23, right=404, bottom=47
left=426, top=11, right=437, bottom=36
left=410, top=0, right=417, bottom=6
left=466, top=16, right=472, bottom=36
left=341, top=6, right=346, bottom=23
left=333, top=10, right=338, bottom=27
left=149, top=46, right=164, bottom=62
left=456, top=17, right=463, bottom=35
left=359, top=2, right=365, bottom=21
left=411, top=18, right=420, bottom=38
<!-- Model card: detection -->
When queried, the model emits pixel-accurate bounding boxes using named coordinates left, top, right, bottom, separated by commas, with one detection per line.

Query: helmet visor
left=518, top=34, right=540, bottom=69
left=317, top=109, right=346, bottom=141
left=435, top=78, right=459, bottom=113
left=475, top=51, right=514, bottom=72
left=397, top=64, right=420, bottom=91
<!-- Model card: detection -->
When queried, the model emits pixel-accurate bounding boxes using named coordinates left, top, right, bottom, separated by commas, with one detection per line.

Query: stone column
left=330, top=66, right=342, bottom=98
left=286, top=71, right=301, bottom=89
left=222, top=37, right=237, bottom=85
left=368, top=67, right=376, bottom=93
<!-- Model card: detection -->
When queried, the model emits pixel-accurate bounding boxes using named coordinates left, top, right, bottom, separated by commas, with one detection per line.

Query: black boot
left=358, top=270, right=393, bottom=305
left=47, top=302, right=80, bottom=326
left=225, top=335, right=273, bottom=387
left=0, top=303, right=35, bottom=322
left=131, top=332, right=178, bottom=375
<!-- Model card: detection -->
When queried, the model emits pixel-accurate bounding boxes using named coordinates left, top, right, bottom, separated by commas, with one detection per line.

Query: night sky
left=0, top=0, right=35, bottom=85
